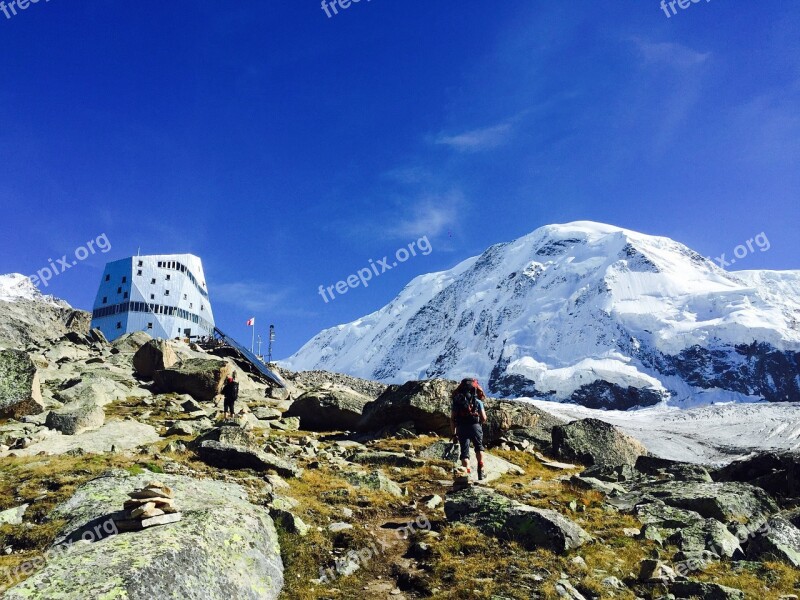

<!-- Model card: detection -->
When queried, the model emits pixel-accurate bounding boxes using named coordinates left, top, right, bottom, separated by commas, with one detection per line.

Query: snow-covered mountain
left=0, top=274, right=88, bottom=348
left=0, top=274, right=70, bottom=307
left=283, top=222, right=800, bottom=408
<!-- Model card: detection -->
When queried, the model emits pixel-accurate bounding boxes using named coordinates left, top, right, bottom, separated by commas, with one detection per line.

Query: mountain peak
left=0, top=274, right=71, bottom=308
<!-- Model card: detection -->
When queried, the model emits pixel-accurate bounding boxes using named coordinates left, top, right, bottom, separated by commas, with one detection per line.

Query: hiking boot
left=477, top=463, right=484, bottom=481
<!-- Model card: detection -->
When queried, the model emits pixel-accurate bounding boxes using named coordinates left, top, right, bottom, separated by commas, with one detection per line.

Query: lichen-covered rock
left=643, top=481, right=778, bottom=536
left=633, top=502, right=705, bottom=530
left=0, top=349, right=44, bottom=419
left=133, top=339, right=179, bottom=379
left=552, top=418, right=648, bottom=467
left=197, top=440, right=303, bottom=478
left=444, top=486, right=590, bottom=553
left=669, top=581, right=744, bottom=600
left=153, top=358, right=232, bottom=402
left=285, top=385, right=371, bottom=431
left=5, top=420, right=160, bottom=458
left=110, top=330, right=153, bottom=353
left=45, top=399, right=105, bottom=435
left=3, top=472, right=283, bottom=600
left=714, top=451, right=800, bottom=500
left=482, top=400, right=566, bottom=446
left=667, top=518, right=744, bottom=559
left=343, top=469, right=404, bottom=497
left=747, top=516, right=800, bottom=567
left=635, top=455, right=713, bottom=483
left=358, top=379, right=454, bottom=434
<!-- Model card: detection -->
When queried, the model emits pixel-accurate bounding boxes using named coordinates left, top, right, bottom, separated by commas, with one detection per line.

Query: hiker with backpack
left=221, top=372, right=239, bottom=419
left=451, top=378, right=488, bottom=480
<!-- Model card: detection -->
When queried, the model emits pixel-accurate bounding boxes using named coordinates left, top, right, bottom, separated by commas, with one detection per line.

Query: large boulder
left=3, top=472, right=284, bottom=600
left=0, top=349, right=45, bottom=419
left=110, top=330, right=153, bottom=353
left=197, top=440, right=303, bottom=478
left=285, top=385, right=370, bottom=431
left=669, top=581, right=744, bottom=600
left=642, top=481, right=779, bottom=537
left=55, top=375, right=135, bottom=408
left=358, top=379, right=453, bottom=434
left=552, top=419, right=648, bottom=467
left=444, top=486, right=590, bottom=553
left=483, top=400, right=566, bottom=447
left=667, top=518, right=744, bottom=558
left=747, top=516, right=800, bottom=567
left=133, top=339, right=179, bottom=379
left=4, top=420, right=159, bottom=457
left=714, top=452, right=800, bottom=500
left=45, top=400, right=105, bottom=435
left=153, top=359, right=233, bottom=402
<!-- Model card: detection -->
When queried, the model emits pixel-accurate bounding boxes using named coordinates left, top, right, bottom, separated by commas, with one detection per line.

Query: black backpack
left=452, top=380, right=481, bottom=425
left=224, top=380, right=239, bottom=402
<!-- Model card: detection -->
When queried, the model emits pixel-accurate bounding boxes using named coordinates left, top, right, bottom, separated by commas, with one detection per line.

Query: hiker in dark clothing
left=451, top=378, right=488, bottom=480
left=222, top=372, right=239, bottom=419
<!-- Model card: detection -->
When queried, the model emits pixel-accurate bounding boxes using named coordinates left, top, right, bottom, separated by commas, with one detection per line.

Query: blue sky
left=0, top=1, right=798, bottom=357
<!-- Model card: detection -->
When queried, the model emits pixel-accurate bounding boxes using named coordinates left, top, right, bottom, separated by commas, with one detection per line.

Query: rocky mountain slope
left=284, top=222, right=800, bottom=409
left=0, top=274, right=90, bottom=349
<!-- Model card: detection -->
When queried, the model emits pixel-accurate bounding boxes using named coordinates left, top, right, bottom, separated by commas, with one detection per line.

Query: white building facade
left=91, top=254, right=215, bottom=342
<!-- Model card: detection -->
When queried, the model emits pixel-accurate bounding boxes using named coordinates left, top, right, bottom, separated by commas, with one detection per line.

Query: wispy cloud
left=213, top=281, right=291, bottom=313
left=632, top=38, right=710, bottom=69
left=387, top=190, right=463, bottom=239
left=434, top=122, right=515, bottom=152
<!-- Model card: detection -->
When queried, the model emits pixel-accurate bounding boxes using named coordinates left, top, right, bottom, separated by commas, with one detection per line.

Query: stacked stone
left=114, top=481, right=183, bottom=531
left=452, top=466, right=471, bottom=491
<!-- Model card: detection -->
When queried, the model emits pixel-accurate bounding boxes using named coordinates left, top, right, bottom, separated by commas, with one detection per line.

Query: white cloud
left=387, top=191, right=464, bottom=239
left=434, top=122, right=514, bottom=152
left=212, top=281, right=290, bottom=313
left=632, top=38, right=710, bottom=69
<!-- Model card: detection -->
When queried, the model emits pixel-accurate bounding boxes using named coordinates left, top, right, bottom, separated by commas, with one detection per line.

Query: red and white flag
left=246, top=317, right=255, bottom=326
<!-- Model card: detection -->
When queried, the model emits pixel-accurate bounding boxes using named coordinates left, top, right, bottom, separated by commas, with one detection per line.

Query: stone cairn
left=114, top=481, right=183, bottom=531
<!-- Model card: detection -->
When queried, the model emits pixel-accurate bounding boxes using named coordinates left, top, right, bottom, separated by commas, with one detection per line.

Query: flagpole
left=251, top=322, right=255, bottom=354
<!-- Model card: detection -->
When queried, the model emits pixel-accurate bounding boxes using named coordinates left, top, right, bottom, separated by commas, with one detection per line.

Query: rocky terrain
left=0, top=311, right=797, bottom=599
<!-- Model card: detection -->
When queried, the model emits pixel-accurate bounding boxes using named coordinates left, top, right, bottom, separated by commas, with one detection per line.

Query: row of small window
left=101, top=291, right=204, bottom=311
left=92, top=301, right=212, bottom=331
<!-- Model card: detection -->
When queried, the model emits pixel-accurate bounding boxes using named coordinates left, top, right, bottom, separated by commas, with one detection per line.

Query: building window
left=137, top=270, right=142, bottom=276
left=138, top=260, right=143, bottom=267
left=166, top=274, right=171, bottom=281
left=189, top=303, right=193, bottom=309
left=122, top=276, right=127, bottom=283
left=123, top=292, right=128, bottom=299
left=116, top=322, right=122, bottom=329
left=150, top=294, right=155, bottom=300
left=165, top=290, right=170, bottom=296
left=157, top=261, right=163, bottom=268
left=102, top=296, right=107, bottom=304
left=105, top=274, right=110, bottom=282
left=151, top=278, right=156, bottom=284
left=183, top=294, right=187, bottom=300
left=147, top=322, right=153, bottom=330
left=117, top=287, right=122, bottom=294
